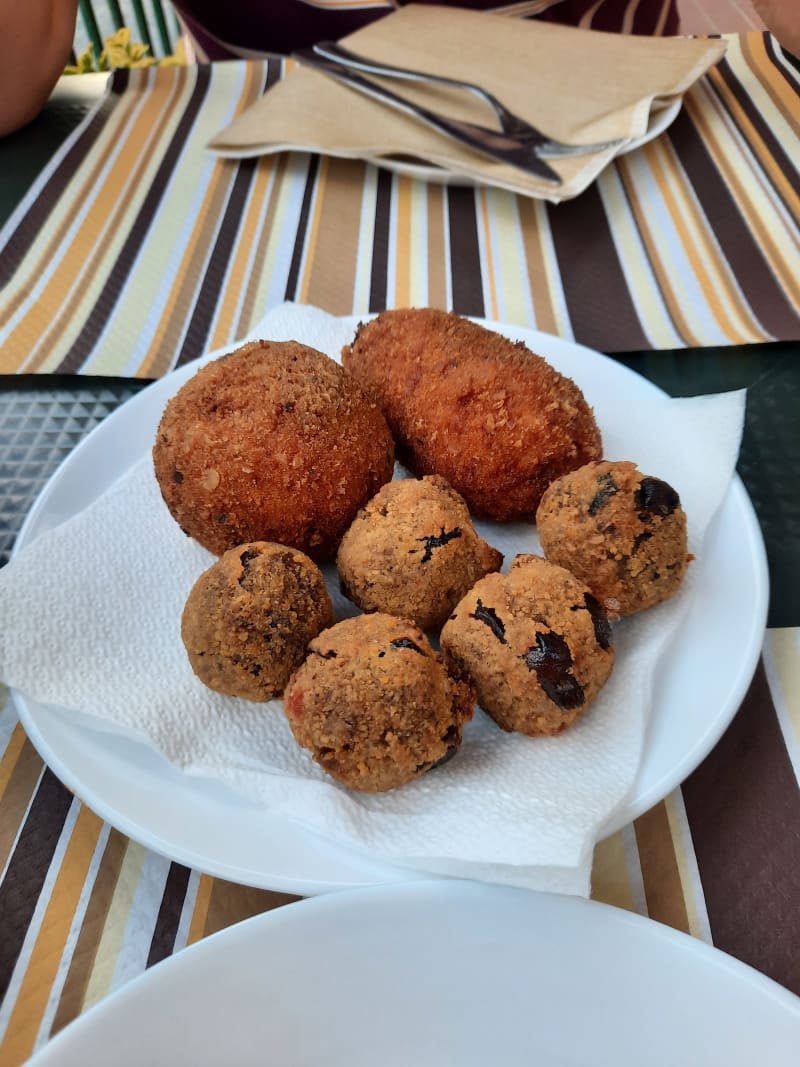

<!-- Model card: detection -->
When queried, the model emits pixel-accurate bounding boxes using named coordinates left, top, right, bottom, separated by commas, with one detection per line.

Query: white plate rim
left=26, top=879, right=800, bottom=1066
left=9, top=317, right=769, bottom=892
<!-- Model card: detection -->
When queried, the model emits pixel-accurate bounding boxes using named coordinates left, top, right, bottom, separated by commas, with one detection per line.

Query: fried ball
left=181, top=541, right=334, bottom=702
left=440, top=555, right=614, bottom=737
left=283, top=613, right=475, bottom=793
left=536, top=460, right=691, bottom=618
left=336, top=474, right=503, bottom=631
left=153, top=340, right=395, bottom=561
left=341, top=308, right=601, bottom=522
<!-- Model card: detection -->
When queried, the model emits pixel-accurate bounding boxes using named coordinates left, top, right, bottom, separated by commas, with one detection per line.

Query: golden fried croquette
left=153, top=340, right=395, bottom=561
left=337, top=474, right=503, bottom=631
left=341, top=309, right=601, bottom=522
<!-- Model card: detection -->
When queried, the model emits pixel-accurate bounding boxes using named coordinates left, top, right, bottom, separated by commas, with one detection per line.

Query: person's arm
left=0, top=0, right=79, bottom=136
left=751, top=0, right=800, bottom=57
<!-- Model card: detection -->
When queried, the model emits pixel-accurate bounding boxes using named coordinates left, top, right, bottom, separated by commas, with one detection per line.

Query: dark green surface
left=1, top=77, right=797, bottom=627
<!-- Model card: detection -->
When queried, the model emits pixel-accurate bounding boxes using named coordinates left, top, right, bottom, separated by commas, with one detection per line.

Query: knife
left=291, top=48, right=562, bottom=184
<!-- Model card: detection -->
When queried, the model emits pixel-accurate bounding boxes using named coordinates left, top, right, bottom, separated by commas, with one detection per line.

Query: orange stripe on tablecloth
left=477, top=187, right=499, bottom=322
left=202, top=878, right=299, bottom=939
left=684, top=88, right=800, bottom=297
left=740, top=33, right=800, bottom=140
left=138, top=62, right=263, bottom=377
left=393, top=176, right=413, bottom=309
left=235, top=155, right=289, bottom=338
left=3, top=69, right=191, bottom=374
left=209, top=156, right=279, bottom=350
left=634, top=800, right=691, bottom=934
left=0, top=733, right=44, bottom=873
left=0, top=806, right=103, bottom=1066
left=425, top=184, right=448, bottom=310
left=186, top=874, right=215, bottom=945
left=48, top=828, right=128, bottom=1038
left=615, top=155, right=702, bottom=346
left=707, top=63, right=800, bottom=220
left=516, top=198, right=560, bottom=337
left=0, top=85, right=145, bottom=343
left=639, top=138, right=756, bottom=346
left=300, top=157, right=367, bottom=314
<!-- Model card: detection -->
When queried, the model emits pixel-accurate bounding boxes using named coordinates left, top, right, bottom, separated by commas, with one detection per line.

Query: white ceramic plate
left=27, top=880, right=800, bottom=1066
left=11, top=320, right=768, bottom=893
left=375, top=97, right=683, bottom=185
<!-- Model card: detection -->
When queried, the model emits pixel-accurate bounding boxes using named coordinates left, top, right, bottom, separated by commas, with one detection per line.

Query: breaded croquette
left=153, top=340, right=395, bottom=561
left=341, top=309, right=601, bottom=522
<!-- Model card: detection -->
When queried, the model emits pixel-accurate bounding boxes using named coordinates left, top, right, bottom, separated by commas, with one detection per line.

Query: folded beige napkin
left=209, top=6, right=726, bottom=202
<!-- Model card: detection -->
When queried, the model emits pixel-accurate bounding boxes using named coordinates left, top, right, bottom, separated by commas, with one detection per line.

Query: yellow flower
left=64, top=26, right=186, bottom=74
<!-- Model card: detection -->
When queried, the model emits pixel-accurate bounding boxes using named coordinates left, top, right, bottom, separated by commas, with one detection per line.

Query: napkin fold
left=209, top=6, right=726, bottom=202
left=0, top=303, right=745, bottom=895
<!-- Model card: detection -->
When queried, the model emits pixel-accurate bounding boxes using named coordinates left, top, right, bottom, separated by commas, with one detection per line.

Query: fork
left=293, top=47, right=564, bottom=183
left=310, top=40, right=624, bottom=159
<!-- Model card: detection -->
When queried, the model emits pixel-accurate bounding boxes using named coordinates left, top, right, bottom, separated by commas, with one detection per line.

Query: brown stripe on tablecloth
left=56, top=65, right=213, bottom=374
left=682, top=662, right=800, bottom=996
left=202, top=879, right=300, bottom=938
left=303, top=158, right=368, bottom=314
left=368, top=168, right=393, bottom=311
left=49, top=827, right=128, bottom=1037
left=548, top=181, right=649, bottom=351
left=145, top=861, right=192, bottom=968
left=0, top=735, right=44, bottom=874
left=175, top=159, right=259, bottom=365
left=0, top=72, right=128, bottom=288
left=709, top=55, right=799, bottom=217
left=284, top=154, right=321, bottom=302
left=0, top=770, right=74, bottom=1003
left=425, top=184, right=448, bottom=310
left=633, top=801, right=691, bottom=934
left=665, top=109, right=800, bottom=338
left=446, top=185, right=485, bottom=318
left=757, top=34, right=800, bottom=138
left=517, top=197, right=560, bottom=338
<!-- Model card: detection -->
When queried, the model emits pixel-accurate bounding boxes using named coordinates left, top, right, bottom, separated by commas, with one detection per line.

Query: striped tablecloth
left=1, top=32, right=800, bottom=1064
left=0, top=31, right=798, bottom=375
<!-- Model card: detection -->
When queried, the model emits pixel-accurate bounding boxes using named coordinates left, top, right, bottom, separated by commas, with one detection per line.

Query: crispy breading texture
left=342, top=309, right=602, bottom=522
left=153, top=340, right=395, bottom=561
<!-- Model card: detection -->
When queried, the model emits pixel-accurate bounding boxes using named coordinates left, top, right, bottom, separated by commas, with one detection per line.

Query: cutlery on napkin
left=208, top=6, right=727, bottom=202
left=0, top=303, right=745, bottom=896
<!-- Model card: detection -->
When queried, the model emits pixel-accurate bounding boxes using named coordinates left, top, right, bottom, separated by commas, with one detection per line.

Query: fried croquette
left=153, top=340, right=395, bottom=561
left=181, top=542, right=334, bottom=702
left=337, top=474, right=503, bottom=631
left=283, top=613, right=475, bottom=792
left=440, top=555, right=615, bottom=737
left=536, top=460, right=691, bottom=618
left=341, top=309, right=601, bottom=522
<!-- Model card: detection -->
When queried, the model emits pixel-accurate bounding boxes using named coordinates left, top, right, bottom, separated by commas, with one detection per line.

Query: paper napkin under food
left=0, top=303, right=745, bottom=895
left=209, top=6, right=727, bottom=202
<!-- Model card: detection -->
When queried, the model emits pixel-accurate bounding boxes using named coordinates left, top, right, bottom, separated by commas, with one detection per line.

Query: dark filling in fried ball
left=283, top=613, right=475, bottom=792
left=181, top=541, right=334, bottom=702
left=536, top=460, right=691, bottom=617
left=336, top=474, right=503, bottom=631
left=154, top=340, right=395, bottom=561
left=440, top=555, right=614, bottom=737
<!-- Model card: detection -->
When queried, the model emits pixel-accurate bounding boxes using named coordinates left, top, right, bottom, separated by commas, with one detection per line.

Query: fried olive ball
left=283, top=613, right=475, bottom=793
left=154, top=340, right=395, bottom=561
left=336, top=474, right=503, bottom=631
left=181, top=541, right=334, bottom=702
left=536, top=460, right=691, bottom=618
left=341, top=309, right=601, bottom=522
left=440, top=555, right=614, bottom=737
